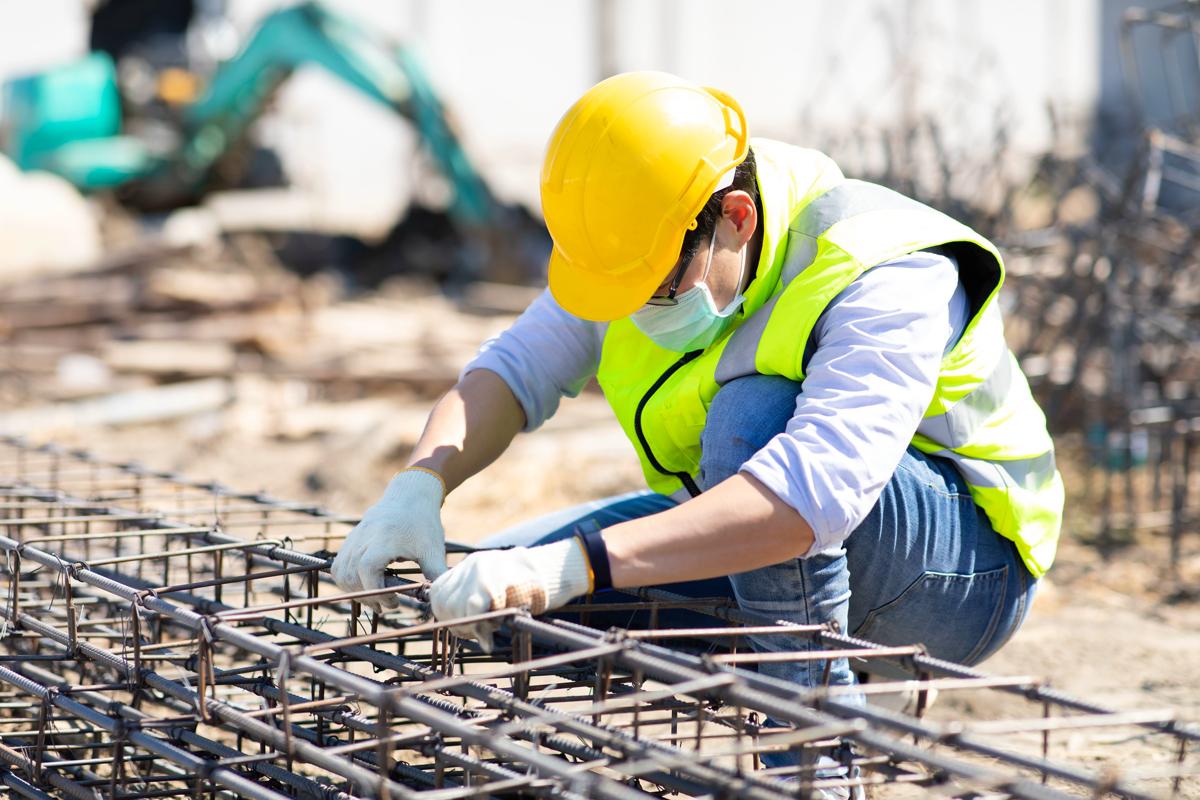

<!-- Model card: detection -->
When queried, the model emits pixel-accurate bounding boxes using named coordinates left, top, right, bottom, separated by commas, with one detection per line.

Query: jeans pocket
left=851, top=565, right=1008, bottom=665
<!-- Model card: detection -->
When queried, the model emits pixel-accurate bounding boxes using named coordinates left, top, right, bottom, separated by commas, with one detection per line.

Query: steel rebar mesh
left=0, top=436, right=1195, bottom=800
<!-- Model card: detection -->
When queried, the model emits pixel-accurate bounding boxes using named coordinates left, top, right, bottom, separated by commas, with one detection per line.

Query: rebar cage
left=0, top=436, right=1194, bottom=800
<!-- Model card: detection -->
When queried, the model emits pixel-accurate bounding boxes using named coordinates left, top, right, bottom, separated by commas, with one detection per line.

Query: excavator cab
left=0, top=52, right=163, bottom=191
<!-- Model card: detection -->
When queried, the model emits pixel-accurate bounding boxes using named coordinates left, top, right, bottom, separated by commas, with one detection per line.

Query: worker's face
left=650, top=190, right=758, bottom=308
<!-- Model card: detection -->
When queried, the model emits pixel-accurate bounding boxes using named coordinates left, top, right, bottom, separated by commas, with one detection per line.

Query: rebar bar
left=0, top=436, right=1194, bottom=799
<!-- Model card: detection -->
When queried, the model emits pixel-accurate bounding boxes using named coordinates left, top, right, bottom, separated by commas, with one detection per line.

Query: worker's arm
left=412, top=285, right=606, bottom=491
left=407, top=368, right=526, bottom=494
left=428, top=473, right=810, bottom=651
left=330, top=369, right=525, bottom=607
left=464, top=289, right=605, bottom=433
left=332, top=291, right=602, bottom=606
left=604, top=472, right=811, bottom=586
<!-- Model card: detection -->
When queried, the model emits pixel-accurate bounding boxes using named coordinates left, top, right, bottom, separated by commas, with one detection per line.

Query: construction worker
left=332, top=71, right=1063, bottom=713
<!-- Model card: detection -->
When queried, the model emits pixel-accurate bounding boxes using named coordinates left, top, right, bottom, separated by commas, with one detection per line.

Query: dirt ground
left=3, top=262, right=1197, bottom=795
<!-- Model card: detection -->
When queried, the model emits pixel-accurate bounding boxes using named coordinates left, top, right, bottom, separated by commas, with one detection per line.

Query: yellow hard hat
left=541, top=71, right=749, bottom=322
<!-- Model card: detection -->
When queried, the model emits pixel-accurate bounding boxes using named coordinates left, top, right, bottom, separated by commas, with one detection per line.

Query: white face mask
left=630, top=229, right=748, bottom=352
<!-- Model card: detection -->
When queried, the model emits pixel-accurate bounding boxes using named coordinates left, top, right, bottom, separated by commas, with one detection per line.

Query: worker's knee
left=699, top=374, right=803, bottom=490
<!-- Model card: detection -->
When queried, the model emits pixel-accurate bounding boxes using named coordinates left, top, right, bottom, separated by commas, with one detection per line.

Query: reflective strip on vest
left=931, top=449, right=1058, bottom=491
left=780, top=180, right=933, bottom=284
left=714, top=292, right=780, bottom=385
left=917, top=353, right=1014, bottom=449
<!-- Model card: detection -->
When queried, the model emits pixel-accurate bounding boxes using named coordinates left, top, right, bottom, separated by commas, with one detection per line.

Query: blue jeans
left=483, top=375, right=1036, bottom=696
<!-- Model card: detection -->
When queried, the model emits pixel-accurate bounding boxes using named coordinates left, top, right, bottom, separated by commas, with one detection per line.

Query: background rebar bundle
left=0, top=437, right=1194, bottom=799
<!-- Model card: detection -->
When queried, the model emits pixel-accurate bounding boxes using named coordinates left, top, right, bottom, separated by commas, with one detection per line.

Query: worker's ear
left=719, top=190, right=757, bottom=248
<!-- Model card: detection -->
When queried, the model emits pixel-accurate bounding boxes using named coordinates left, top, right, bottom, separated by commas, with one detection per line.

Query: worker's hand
left=428, top=539, right=592, bottom=651
left=331, top=467, right=448, bottom=611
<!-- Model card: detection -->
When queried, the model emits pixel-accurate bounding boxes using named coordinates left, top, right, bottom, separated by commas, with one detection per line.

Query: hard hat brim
left=547, top=245, right=666, bottom=322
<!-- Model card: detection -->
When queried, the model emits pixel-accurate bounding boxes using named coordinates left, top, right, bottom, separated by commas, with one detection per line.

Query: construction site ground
left=2, top=246, right=1197, bottom=792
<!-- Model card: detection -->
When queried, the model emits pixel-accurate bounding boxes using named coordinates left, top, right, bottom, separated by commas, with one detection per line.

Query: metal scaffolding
left=0, top=436, right=1195, bottom=799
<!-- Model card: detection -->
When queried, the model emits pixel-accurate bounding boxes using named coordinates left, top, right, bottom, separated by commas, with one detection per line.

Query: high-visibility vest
left=595, top=139, right=1063, bottom=577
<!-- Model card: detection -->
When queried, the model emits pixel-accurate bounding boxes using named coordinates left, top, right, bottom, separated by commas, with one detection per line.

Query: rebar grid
left=0, top=437, right=1194, bottom=800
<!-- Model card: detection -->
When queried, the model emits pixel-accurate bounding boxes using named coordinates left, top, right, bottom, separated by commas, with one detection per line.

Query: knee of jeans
left=700, top=375, right=803, bottom=488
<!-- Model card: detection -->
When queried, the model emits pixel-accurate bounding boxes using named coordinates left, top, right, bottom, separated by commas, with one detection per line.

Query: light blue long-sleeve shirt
left=463, top=251, right=968, bottom=554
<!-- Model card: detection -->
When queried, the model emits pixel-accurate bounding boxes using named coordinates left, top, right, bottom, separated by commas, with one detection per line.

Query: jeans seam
left=962, top=564, right=1009, bottom=665
left=1013, top=561, right=1028, bottom=627
left=795, top=559, right=819, bottom=687
left=797, top=559, right=812, bottom=630
left=985, top=551, right=1034, bottom=659
left=852, top=569, right=927, bottom=639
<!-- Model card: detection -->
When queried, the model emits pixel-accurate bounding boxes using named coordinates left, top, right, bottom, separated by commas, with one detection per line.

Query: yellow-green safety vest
left=595, top=139, right=1064, bottom=578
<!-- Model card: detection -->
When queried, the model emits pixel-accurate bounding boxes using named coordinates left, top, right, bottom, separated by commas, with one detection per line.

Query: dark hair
left=677, top=147, right=760, bottom=266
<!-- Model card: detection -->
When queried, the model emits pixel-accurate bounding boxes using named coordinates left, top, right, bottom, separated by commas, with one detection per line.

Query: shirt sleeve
left=739, top=252, right=969, bottom=554
left=461, top=288, right=606, bottom=431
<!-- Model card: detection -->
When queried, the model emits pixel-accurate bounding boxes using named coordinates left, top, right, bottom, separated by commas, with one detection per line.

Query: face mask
left=630, top=230, right=748, bottom=352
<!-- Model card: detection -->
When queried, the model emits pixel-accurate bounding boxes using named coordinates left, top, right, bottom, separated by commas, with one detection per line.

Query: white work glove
left=331, top=467, right=448, bottom=611
left=428, top=539, right=592, bottom=651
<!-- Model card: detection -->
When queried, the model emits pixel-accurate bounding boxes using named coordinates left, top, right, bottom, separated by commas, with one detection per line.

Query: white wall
left=0, top=0, right=89, bottom=80
left=381, top=0, right=1104, bottom=206
left=0, top=0, right=1106, bottom=231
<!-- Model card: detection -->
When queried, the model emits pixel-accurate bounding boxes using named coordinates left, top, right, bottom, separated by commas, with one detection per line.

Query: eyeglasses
left=644, top=228, right=717, bottom=307
left=644, top=254, right=691, bottom=307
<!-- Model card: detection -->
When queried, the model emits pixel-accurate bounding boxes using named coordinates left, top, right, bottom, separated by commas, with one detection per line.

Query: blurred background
left=0, top=0, right=1197, bottom=731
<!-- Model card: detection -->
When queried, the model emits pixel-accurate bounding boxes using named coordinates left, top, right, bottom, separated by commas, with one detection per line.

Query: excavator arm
left=175, top=2, right=494, bottom=225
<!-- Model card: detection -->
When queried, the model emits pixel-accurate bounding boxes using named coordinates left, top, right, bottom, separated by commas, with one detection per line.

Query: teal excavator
left=0, top=2, right=548, bottom=283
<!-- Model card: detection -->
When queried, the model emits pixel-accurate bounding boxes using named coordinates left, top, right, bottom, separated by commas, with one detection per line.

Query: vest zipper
left=634, top=350, right=704, bottom=498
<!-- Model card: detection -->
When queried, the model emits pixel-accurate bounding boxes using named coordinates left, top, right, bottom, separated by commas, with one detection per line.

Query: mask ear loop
left=716, top=244, right=750, bottom=317
left=697, top=227, right=719, bottom=284
left=734, top=239, right=749, bottom=297
left=700, top=225, right=749, bottom=312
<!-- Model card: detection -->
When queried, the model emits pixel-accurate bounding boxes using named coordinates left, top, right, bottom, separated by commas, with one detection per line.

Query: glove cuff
left=528, top=539, right=592, bottom=610
left=382, top=467, right=445, bottom=507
